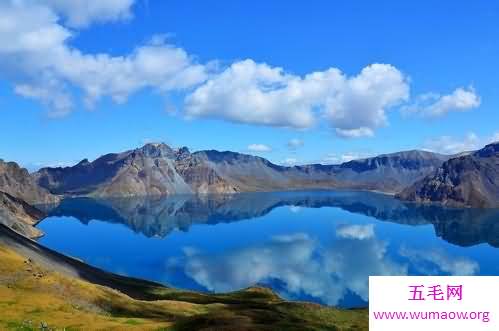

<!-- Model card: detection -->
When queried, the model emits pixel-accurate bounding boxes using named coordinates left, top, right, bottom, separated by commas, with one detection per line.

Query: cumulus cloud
left=404, top=87, right=480, bottom=117
left=325, top=64, right=409, bottom=137
left=287, top=138, right=304, bottom=150
left=247, top=143, right=272, bottom=152
left=45, top=0, right=135, bottom=28
left=1, top=0, right=479, bottom=139
left=185, top=60, right=317, bottom=129
left=423, top=132, right=499, bottom=154
left=185, top=60, right=409, bottom=137
left=0, top=0, right=207, bottom=116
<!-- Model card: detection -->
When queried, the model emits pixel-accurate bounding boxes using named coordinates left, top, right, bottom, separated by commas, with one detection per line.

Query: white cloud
left=282, top=158, right=298, bottom=166
left=45, top=0, right=135, bottom=28
left=424, top=133, right=480, bottom=155
left=0, top=0, right=480, bottom=139
left=185, top=60, right=316, bottom=129
left=14, top=83, right=72, bottom=118
left=423, top=132, right=499, bottom=154
left=0, top=1, right=207, bottom=116
left=185, top=60, right=409, bottom=137
left=404, top=87, right=480, bottom=117
left=336, top=224, right=374, bottom=240
left=335, top=127, right=374, bottom=138
left=287, top=138, right=304, bottom=150
left=321, top=152, right=370, bottom=164
left=325, top=64, right=409, bottom=137
left=247, top=144, right=272, bottom=152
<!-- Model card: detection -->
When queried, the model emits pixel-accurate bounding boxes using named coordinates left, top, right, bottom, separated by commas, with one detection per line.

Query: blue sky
left=0, top=0, right=498, bottom=170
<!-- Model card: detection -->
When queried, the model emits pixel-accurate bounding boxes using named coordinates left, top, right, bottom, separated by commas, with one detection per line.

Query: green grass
left=5, top=321, right=36, bottom=331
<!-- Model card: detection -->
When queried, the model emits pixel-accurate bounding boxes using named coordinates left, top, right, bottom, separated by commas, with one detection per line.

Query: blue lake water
left=37, top=190, right=499, bottom=308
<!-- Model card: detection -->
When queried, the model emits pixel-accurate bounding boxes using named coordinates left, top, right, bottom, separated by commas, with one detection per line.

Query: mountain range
left=0, top=140, right=498, bottom=239
left=32, top=142, right=451, bottom=198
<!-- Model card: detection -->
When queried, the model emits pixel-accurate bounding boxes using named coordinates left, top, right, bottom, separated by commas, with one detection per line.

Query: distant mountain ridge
left=397, top=142, right=499, bottom=208
left=195, top=149, right=450, bottom=193
left=330, top=150, right=450, bottom=192
left=32, top=143, right=451, bottom=198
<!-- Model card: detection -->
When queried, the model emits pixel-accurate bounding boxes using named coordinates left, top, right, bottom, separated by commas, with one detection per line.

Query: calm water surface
left=37, top=191, right=499, bottom=308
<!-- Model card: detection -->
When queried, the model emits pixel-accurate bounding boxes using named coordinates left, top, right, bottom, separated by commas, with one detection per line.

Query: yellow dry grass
left=0, top=245, right=202, bottom=330
left=0, top=243, right=368, bottom=331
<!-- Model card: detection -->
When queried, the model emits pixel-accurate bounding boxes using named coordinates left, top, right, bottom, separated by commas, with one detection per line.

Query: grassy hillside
left=0, top=243, right=367, bottom=330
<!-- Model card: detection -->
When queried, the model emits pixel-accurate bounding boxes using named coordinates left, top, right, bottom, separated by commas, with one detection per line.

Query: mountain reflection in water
left=38, top=191, right=499, bottom=308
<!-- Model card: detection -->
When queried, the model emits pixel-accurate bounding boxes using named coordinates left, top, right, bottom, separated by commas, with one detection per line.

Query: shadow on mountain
left=41, top=191, right=499, bottom=247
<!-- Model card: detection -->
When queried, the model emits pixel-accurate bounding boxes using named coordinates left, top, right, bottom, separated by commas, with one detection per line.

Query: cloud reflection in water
left=168, top=224, right=407, bottom=306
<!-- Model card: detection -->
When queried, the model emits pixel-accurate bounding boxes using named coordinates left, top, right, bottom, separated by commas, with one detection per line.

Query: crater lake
left=36, top=190, right=499, bottom=308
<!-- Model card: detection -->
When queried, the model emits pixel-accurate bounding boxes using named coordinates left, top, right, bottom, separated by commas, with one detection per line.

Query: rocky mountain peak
left=476, top=142, right=499, bottom=158
left=0, top=159, right=58, bottom=204
left=136, top=143, right=176, bottom=159
left=31, top=143, right=463, bottom=200
left=76, top=159, right=90, bottom=166
left=175, top=147, right=191, bottom=160
left=397, top=142, right=499, bottom=207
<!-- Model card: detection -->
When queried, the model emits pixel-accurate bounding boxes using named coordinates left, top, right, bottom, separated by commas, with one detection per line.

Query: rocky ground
left=398, top=142, right=499, bottom=208
left=0, top=192, right=46, bottom=238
